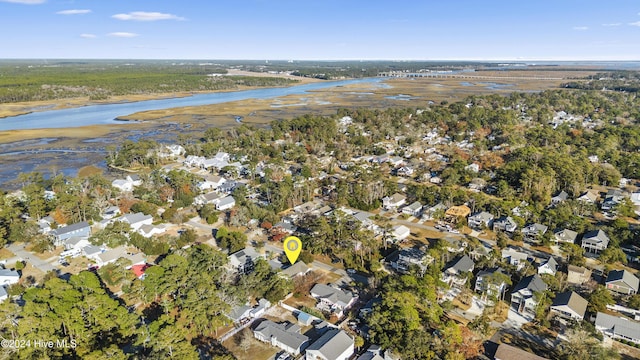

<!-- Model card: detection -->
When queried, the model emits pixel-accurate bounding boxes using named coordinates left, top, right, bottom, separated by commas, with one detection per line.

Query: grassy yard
left=222, top=328, right=278, bottom=360
left=0, top=248, right=14, bottom=260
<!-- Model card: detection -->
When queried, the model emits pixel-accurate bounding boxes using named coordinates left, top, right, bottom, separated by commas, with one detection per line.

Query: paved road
left=6, top=243, right=56, bottom=273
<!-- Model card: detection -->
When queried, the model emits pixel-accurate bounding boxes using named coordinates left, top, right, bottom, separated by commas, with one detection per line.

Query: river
left=0, top=78, right=381, bottom=131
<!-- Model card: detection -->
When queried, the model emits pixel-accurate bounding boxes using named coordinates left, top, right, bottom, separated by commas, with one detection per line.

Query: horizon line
left=1, top=57, right=639, bottom=62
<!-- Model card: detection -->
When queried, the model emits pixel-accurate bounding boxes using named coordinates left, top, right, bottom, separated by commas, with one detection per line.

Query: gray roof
left=217, top=196, right=236, bottom=207
left=449, top=255, right=475, bottom=273
left=121, top=212, right=152, bottom=225
left=83, top=245, right=102, bottom=256
left=469, top=211, right=494, bottom=222
left=524, top=223, right=548, bottom=234
left=353, top=211, right=374, bottom=222
left=310, top=284, right=355, bottom=308
left=281, top=261, right=310, bottom=278
left=51, top=221, right=90, bottom=236
left=540, top=256, right=558, bottom=271
left=552, top=191, right=568, bottom=201
left=306, top=329, right=353, bottom=360
left=606, top=269, right=640, bottom=291
left=0, top=269, right=19, bottom=278
left=595, top=312, right=640, bottom=340
left=551, top=291, right=588, bottom=317
left=512, top=274, right=547, bottom=294
left=554, top=229, right=578, bottom=242
left=227, top=304, right=252, bottom=321
left=582, top=229, right=610, bottom=245
left=405, top=201, right=423, bottom=212
left=253, top=320, right=309, bottom=350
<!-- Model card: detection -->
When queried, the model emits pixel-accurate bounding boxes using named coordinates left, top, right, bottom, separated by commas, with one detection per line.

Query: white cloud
left=0, top=0, right=46, bottom=4
left=57, top=9, right=91, bottom=15
left=112, top=11, right=184, bottom=21
left=629, top=21, right=640, bottom=27
left=572, top=26, right=589, bottom=31
left=80, top=33, right=96, bottom=39
left=602, top=23, right=621, bottom=27
left=107, top=32, right=139, bottom=38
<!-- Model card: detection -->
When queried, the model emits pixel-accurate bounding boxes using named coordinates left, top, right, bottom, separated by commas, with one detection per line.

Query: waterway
left=0, top=78, right=381, bottom=131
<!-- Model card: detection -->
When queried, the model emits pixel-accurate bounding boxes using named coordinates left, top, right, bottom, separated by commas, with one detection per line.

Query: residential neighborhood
left=0, top=89, right=639, bottom=360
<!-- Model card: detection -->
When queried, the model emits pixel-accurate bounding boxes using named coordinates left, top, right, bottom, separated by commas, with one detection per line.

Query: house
left=501, top=248, right=530, bottom=271
left=111, top=175, right=142, bottom=192
left=390, top=225, right=410, bottom=242
left=522, top=223, right=548, bottom=242
left=422, top=203, right=447, bottom=220
left=567, top=265, right=591, bottom=285
left=606, top=269, right=639, bottom=295
left=280, top=261, right=311, bottom=278
left=382, top=193, right=406, bottom=210
left=444, top=238, right=468, bottom=253
left=102, top=206, right=121, bottom=220
left=553, top=229, right=578, bottom=244
left=0, top=269, right=20, bottom=286
left=581, top=229, right=610, bottom=254
left=50, top=221, right=91, bottom=246
left=95, top=246, right=128, bottom=267
left=253, top=320, right=309, bottom=356
left=310, top=284, right=357, bottom=318
left=550, top=190, right=569, bottom=206
left=352, top=211, right=375, bottom=228
left=64, top=236, right=90, bottom=251
left=493, top=216, right=517, bottom=233
left=216, top=196, right=236, bottom=211
left=357, top=345, right=385, bottom=360
left=511, top=274, right=548, bottom=317
left=273, top=222, right=297, bottom=235
left=197, top=175, right=226, bottom=192
left=137, top=224, right=166, bottom=238
left=474, top=267, right=509, bottom=303
left=445, top=205, right=471, bottom=222
left=550, top=291, right=588, bottom=321
left=595, top=312, right=640, bottom=344
left=396, top=166, right=414, bottom=177
left=228, top=247, right=264, bottom=275
left=249, top=298, right=272, bottom=318
left=226, top=304, right=253, bottom=324
left=442, top=255, right=475, bottom=288
left=577, top=190, right=598, bottom=204
left=164, top=144, right=185, bottom=157
left=402, top=201, right=423, bottom=217
left=297, top=311, right=314, bottom=326
left=494, top=343, right=549, bottom=360
left=130, top=264, right=150, bottom=280
left=468, top=211, right=494, bottom=229
left=391, top=247, right=432, bottom=274
left=469, top=245, right=492, bottom=261
left=537, top=256, right=558, bottom=276
left=120, top=212, right=153, bottom=231
left=305, top=329, right=354, bottom=360
left=193, top=192, right=222, bottom=207
left=602, top=189, right=624, bottom=211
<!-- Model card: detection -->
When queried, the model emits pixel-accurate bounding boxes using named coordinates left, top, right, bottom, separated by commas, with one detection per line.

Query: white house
left=468, top=211, right=494, bottom=229
left=390, top=225, right=410, bottom=242
left=511, top=275, right=548, bottom=318
left=550, top=291, right=588, bottom=321
left=382, top=193, right=406, bottom=210
left=553, top=229, right=578, bottom=244
left=537, top=256, right=558, bottom=276
left=216, top=196, right=236, bottom=211
left=253, top=320, right=309, bottom=356
left=305, top=329, right=354, bottom=360
left=193, top=192, right=222, bottom=207
left=197, top=175, right=227, bottom=192
left=120, top=212, right=153, bottom=231
left=402, top=201, right=422, bottom=217
left=0, top=269, right=20, bottom=286
left=581, top=229, right=610, bottom=254
left=501, top=248, right=530, bottom=271
left=310, top=284, right=357, bottom=318
left=595, top=312, right=640, bottom=344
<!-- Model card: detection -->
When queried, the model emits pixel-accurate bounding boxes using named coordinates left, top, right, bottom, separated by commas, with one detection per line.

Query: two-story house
left=606, top=269, right=639, bottom=295
left=511, top=274, right=548, bottom=318
left=581, top=229, right=610, bottom=254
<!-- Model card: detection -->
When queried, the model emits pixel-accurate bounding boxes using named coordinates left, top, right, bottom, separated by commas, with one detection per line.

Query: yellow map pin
left=284, top=236, right=302, bottom=264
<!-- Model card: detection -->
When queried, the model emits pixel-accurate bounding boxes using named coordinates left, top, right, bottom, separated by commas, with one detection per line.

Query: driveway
left=6, top=243, right=56, bottom=273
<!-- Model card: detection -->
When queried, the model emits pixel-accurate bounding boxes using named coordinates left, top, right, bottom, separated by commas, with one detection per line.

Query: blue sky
left=1, top=0, right=639, bottom=60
